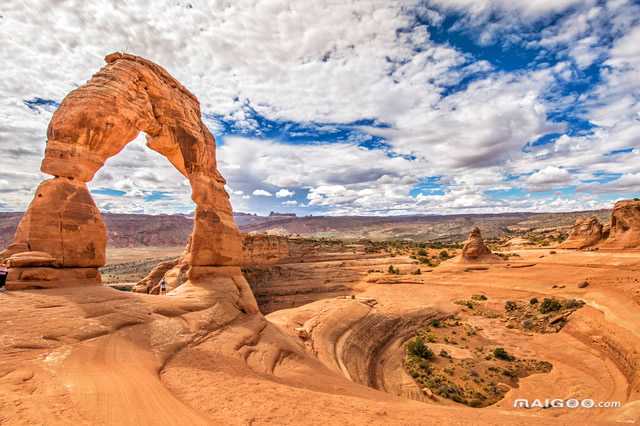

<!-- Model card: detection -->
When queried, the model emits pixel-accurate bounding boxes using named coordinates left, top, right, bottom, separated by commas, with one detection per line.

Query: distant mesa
left=269, top=211, right=297, bottom=217
left=460, top=227, right=502, bottom=263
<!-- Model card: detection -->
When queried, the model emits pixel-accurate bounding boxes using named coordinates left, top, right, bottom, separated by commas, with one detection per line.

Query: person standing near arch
left=0, top=265, right=8, bottom=292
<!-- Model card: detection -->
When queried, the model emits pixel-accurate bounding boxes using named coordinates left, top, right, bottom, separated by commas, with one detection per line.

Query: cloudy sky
left=1, top=0, right=639, bottom=216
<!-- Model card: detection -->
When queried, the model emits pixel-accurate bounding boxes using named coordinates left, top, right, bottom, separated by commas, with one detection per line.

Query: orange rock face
left=2, top=52, right=246, bottom=289
left=559, top=216, right=604, bottom=249
left=460, top=227, right=501, bottom=263
left=242, top=234, right=291, bottom=265
left=600, top=200, right=640, bottom=249
left=11, top=178, right=106, bottom=267
left=134, top=234, right=292, bottom=295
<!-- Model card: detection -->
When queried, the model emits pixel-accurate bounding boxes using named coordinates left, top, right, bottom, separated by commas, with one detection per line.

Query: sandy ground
left=1, top=248, right=639, bottom=425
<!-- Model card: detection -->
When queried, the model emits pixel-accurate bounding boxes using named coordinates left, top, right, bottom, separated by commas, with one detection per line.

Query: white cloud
left=1, top=0, right=638, bottom=216
left=275, top=188, right=295, bottom=198
left=525, top=166, right=573, bottom=190
left=252, top=189, right=273, bottom=197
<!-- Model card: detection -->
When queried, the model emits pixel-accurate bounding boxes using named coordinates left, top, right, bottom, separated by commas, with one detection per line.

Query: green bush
left=417, top=248, right=428, bottom=256
left=407, top=336, right=434, bottom=359
left=439, top=250, right=451, bottom=260
left=540, top=298, right=562, bottom=313
left=471, top=294, right=488, bottom=301
left=504, top=301, right=517, bottom=311
left=529, top=297, right=539, bottom=305
left=493, top=347, right=514, bottom=361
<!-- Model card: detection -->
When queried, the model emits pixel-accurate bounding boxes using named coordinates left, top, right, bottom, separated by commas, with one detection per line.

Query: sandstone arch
left=1, top=53, right=250, bottom=303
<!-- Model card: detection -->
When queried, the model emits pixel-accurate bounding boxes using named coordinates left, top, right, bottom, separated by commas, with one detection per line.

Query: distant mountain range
left=0, top=209, right=611, bottom=249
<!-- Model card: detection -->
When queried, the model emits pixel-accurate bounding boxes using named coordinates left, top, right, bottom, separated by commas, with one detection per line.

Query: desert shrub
left=564, top=299, right=584, bottom=309
left=387, top=265, right=400, bottom=274
left=417, top=248, right=428, bottom=256
left=540, top=298, right=562, bottom=313
left=407, top=336, right=433, bottom=359
left=413, top=268, right=422, bottom=275
left=425, top=333, right=437, bottom=343
left=430, top=319, right=442, bottom=328
left=504, top=301, right=518, bottom=311
left=471, top=294, right=488, bottom=301
left=529, top=297, right=539, bottom=305
left=493, top=347, right=514, bottom=361
left=521, top=319, right=534, bottom=330
left=418, top=256, right=433, bottom=266
left=439, top=250, right=451, bottom=260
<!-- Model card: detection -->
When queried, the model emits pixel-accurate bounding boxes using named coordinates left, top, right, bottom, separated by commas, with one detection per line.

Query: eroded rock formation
left=134, top=233, right=292, bottom=295
left=242, top=234, right=291, bottom=265
left=460, top=227, right=501, bottom=263
left=0, top=53, right=248, bottom=298
left=600, top=200, right=640, bottom=249
left=559, top=216, right=604, bottom=249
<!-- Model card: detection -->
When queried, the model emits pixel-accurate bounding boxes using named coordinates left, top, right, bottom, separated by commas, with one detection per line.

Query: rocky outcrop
left=1, top=53, right=251, bottom=300
left=560, top=216, right=604, bottom=249
left=242, top=234, right=290, bottom=265
left=460, top=227, right=502, bottom=263
left=134, top=234, right=292, bottom=295
left=600, top=200, right=640, bottom=249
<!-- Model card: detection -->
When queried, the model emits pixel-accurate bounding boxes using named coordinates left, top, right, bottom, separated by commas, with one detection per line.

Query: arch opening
left=0, top=53, right=251, bottom=308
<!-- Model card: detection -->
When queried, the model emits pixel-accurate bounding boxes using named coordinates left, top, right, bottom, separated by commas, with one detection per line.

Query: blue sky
left=1, top=0, right=639, bottom=216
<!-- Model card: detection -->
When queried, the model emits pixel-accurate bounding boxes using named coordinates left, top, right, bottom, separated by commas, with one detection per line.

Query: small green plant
left=413, top=268, right=422, bottom=275
left=407, top=336, right=434, bottom=359
left=430, top=319, right=442, bottom=328
left=493, top=347, right=514, bottom=361
left=540, top=298, right=562, bottom=314
left=417, top=248, right=428, bottom=256
left=504, top=301, right=518, bottom=311
left=471, top=294, right=488, bottom=301
left=439, top=250, right=451, bottom=260
left=529, top=297, right=539, bottom=305
left=387, top=265, right=400, bottom=274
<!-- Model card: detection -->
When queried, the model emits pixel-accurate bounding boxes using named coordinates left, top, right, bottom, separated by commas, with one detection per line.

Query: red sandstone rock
left=600, top=200, right=640, bottom=249
left=242, top=234, right=290, bottom=265
left=460, top=227, right=502, bottom=263
left=134, top=234, right=292, bottom=294
left=559, top=216, right=603, bottom=249
left=8, top=178, right=106, bottom=268
left=5, top=52, right=246, bottom=289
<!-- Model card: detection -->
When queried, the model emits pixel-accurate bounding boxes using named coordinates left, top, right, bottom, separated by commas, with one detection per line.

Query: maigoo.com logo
left=513, top=398, right=621, bottom=409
